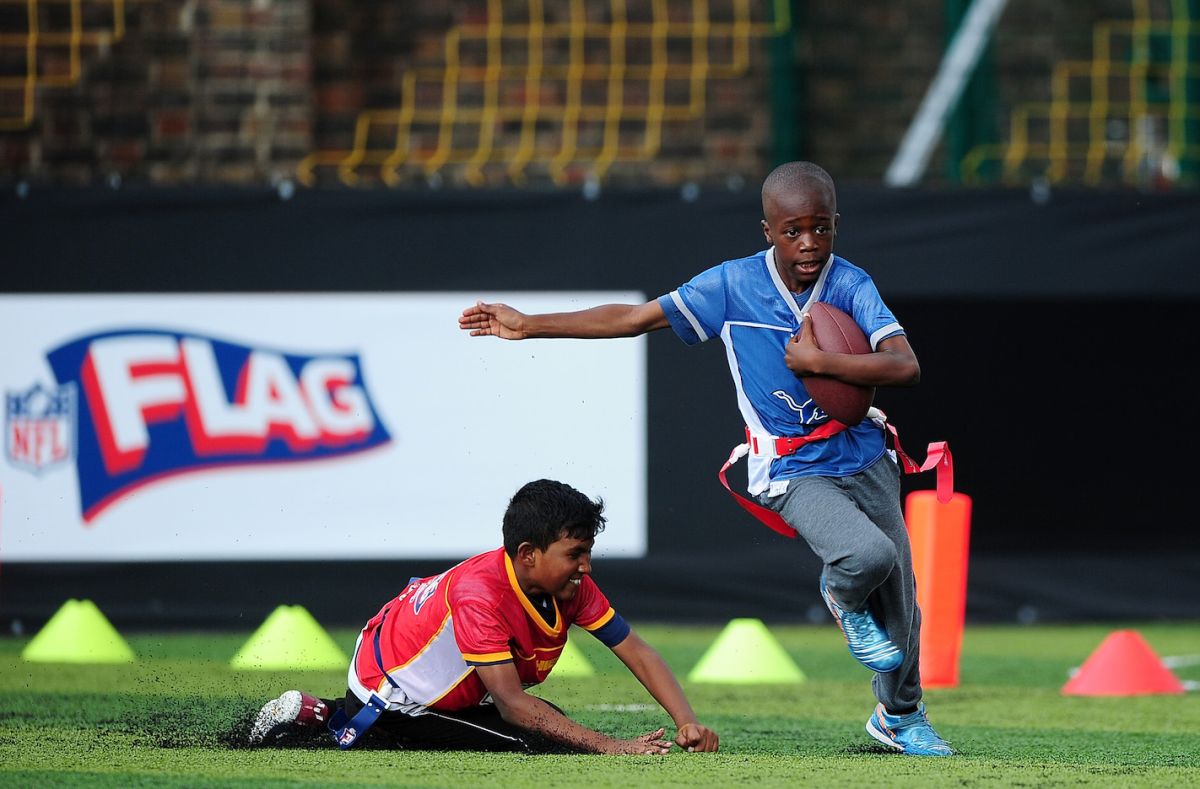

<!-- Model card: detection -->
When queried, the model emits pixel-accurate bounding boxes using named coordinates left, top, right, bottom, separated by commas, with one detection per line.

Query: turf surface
left=1, top=622, right=1197, bottom=787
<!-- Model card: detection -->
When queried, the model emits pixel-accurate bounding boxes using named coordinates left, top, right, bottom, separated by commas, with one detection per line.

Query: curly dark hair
left=502, top=479, right=607, bottom=557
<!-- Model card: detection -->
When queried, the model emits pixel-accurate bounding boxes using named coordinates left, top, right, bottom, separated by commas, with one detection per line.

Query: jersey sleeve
left=571, top=576, right=631, bottom=648
left=849, top=274, right=904, bottom=350
left=657, top=263, right=727, bottom=345
left=450, top=594, right=514, bottom=666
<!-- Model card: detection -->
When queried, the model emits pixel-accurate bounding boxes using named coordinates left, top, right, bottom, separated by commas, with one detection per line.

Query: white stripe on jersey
left=726, top=320, right=790, bottom=331
left=721, top=321, right=791, bottom=495
left=669, top=290, right=708, bottom=341
left=347, top=615, right=475, bottom=714
left=870, top=322, right=903, bottom=351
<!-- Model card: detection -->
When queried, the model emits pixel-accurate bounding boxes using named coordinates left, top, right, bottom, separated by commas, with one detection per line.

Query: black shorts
left=337, top=691, right=575, bottom=753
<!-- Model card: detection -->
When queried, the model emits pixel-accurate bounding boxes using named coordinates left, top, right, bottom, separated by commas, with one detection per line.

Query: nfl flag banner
left=45, top=330, right=391, bottom=522
left=0, top=293, right=647, bottom=562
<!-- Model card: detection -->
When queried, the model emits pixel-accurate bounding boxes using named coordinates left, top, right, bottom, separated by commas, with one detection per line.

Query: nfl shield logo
left=5, top=382, right=76, bottom=475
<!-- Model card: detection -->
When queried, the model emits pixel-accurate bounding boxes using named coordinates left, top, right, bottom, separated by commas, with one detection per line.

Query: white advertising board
left=0, top=294, right=646, bottom=561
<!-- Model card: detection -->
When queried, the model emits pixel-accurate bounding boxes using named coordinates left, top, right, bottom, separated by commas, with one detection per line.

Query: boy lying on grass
left=249, top=479, right=718, bottom=755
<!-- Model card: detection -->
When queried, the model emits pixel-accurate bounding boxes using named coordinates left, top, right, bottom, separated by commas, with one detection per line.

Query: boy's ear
left=833, top=212, right=840, bottom=235
left=516, top=542, right=538, bottom=566
left=761, top=218, right=771, bottom=243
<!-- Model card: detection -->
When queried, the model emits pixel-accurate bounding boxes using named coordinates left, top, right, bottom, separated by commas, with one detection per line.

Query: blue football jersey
left=658, top=249, right=905, bottom=494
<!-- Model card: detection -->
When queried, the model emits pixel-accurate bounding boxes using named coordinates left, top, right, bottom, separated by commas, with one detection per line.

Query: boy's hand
left=459, top=301, right=528, bottom=340
left=609, top=727, right=672, bottom=755
left=784, top=314, right=825, bottom=377
left=675, top=722, right=719, bottom=752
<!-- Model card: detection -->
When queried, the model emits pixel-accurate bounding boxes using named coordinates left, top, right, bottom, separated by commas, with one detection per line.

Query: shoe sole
left=865, top=717, right=905, bottom=752
left=859, top=651, right=904, bottom=673
left=249, top=690, right=302, bottom=746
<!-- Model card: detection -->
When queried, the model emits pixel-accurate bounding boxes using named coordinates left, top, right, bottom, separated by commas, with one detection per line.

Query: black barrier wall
left=2, top=185, right=1198, bottom=627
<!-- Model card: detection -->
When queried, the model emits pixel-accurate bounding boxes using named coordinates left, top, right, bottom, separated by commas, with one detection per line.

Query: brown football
left=802, top=302, right=875, bottom=425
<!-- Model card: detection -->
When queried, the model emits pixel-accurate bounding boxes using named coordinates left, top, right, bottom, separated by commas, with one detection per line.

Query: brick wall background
left=1, top=0, right=311, bottom=185
left=0, top=0, right=1147, bottom=187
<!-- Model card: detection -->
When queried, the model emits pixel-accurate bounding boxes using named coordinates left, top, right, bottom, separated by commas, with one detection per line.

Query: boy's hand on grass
left=675, top=722, right=719, bottom=752
left=610, top=727, right=673, bottom=755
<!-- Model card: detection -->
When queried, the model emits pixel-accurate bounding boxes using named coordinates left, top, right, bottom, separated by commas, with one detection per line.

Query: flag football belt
left=328, top=598, right=412, bottom=749
left=718, top=407, right=954, bottom=539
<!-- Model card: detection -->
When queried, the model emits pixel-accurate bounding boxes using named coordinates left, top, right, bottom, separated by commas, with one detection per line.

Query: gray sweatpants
left=760, top=453, right=922, bottom=712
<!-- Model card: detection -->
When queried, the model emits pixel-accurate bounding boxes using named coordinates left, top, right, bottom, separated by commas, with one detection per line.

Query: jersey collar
left=503, top=551, right=563, bottom=637
left=766, top=247, right=833, bottom=321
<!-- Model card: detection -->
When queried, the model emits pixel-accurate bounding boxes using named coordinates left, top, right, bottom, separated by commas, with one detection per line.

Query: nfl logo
left=338, top=727, right=357, bottom=747
left=5, top=382, right=76, bottom=475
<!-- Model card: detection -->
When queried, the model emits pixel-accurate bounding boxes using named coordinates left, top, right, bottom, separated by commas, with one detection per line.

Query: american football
left=802, top=302, right=875, bottom=425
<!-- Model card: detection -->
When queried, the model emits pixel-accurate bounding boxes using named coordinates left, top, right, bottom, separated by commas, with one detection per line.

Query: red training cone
left=1062, top=630, right=1186, bottom=696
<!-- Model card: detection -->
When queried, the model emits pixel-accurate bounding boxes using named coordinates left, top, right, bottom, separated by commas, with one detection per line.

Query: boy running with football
left=250, top=479, right=719, bottom=755
left=458, top=161, right=953, bottom=756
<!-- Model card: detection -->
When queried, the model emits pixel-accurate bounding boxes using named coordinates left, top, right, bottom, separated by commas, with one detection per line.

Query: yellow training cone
left=550, top=639, right=597, bottom=678
left=22, top=599, right=136, bottom=664
left=230, top=605, right=348, bottom=670
left=687, top=618, right=806, bottom=684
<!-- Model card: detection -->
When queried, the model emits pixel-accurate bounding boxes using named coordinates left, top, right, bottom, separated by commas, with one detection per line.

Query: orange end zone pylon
left=906, top=490, right=972, bottom=689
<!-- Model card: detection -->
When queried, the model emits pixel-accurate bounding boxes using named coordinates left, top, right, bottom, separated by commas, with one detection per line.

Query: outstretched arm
left=611, top=631, right=720, bottom=752
left=475, top=662, right=673, bottom=755
left=459, top=300, right=669, bottom=340
left=784, top=316, right=921, bottom=387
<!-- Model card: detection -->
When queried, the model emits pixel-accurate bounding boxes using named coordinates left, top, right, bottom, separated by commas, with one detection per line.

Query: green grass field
left=2, top=622, right=1198, bottom=787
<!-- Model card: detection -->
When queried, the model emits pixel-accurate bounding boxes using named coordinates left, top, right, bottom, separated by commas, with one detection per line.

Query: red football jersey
left=348, top=547, right=625, bottom=713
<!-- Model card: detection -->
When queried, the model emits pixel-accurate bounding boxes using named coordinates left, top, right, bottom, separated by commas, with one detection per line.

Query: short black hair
left=502, top=479, right=606, bottom=557
left=762, top=161, right=837, bottom=214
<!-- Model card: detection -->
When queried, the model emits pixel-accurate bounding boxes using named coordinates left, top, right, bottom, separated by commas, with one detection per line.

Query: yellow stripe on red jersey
left=461, top=650, right=512, bottom=666
left=349, top=547, right=622, bottom=713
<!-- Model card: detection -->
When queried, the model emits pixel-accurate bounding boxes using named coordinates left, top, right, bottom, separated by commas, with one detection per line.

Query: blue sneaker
left=819, top=577, right=904, bottom=673
left=866, top=703, right=954, bottom=756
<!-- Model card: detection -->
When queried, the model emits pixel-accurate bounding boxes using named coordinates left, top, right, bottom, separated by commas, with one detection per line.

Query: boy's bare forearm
left=524, top=303, right=667, bottom=339
left=460, top=299, right=667, bottom=340
left=477, top=662, right=670, bottom=755
left=612, top=634, right=719, bottom=751
left=498, top=693, right=619, bottom=752
left=612, top=634, right=701, bottom=727
left=808, top=348, right=921, bottom=387
left=613, top=636, right=692, bottom=722
left=786, top=332, right=920, bottom=387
